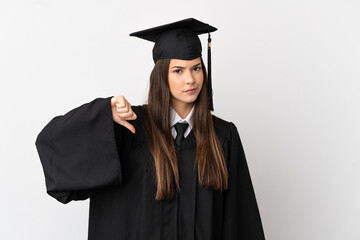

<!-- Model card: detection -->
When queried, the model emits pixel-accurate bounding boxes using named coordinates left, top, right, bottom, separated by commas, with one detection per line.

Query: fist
left=111, top=96, right=137, bottom=134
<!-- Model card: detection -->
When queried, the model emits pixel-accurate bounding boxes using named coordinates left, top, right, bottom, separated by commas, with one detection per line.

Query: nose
left=185, top=71, right=195, bottom=84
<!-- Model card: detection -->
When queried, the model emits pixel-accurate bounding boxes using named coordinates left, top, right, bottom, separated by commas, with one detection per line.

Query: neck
left=171, top=102, right=194, bottom=119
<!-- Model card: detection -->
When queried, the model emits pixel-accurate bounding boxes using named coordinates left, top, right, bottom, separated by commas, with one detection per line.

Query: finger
left=112, top=96, right=123, bottom=106
left=121, top=120, right=136, bottom=134
left=128, top=112, right=137, bottom=120
left=116, top=104, right=133, bottom=113
left=118, top=111, right=136, bottom=119
left=122, top=113, right=137, bottom=121
left=118, top=111, right=137, bottom=121
left=116, top=102, right=130, bottom=113
left=116, top=96, right=126, bottom=108
left=111, top=96, right=117, bottom=106
left=116, top=102, right=130, bottom=111
left=116, top=108, right=130, bottom=114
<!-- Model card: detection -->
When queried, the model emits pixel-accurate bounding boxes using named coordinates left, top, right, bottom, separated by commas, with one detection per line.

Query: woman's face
left=168, top=57, right=204, bottom=110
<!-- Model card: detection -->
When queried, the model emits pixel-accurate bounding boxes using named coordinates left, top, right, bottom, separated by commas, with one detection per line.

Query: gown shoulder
left=211, top=114, right=235, bottom=146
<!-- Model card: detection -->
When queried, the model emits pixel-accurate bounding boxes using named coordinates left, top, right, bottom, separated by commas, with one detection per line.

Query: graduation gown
left=35, top=96, right=265, bottom=240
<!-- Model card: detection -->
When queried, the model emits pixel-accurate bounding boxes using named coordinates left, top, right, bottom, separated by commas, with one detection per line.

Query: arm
left=35, top=96, right=128, bottom=204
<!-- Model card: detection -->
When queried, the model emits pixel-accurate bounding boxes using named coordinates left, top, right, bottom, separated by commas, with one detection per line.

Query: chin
left=171, top=94, right=200, bottom=106
left=184, top=96, right=199, bottom=102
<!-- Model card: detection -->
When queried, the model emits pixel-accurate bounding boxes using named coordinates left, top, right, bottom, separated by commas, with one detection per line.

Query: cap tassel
left=207, top=24, right=214, bottom=111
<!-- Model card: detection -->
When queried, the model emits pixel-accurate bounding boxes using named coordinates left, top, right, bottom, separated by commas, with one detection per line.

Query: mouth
left=185, top=88, right=196, bottom=92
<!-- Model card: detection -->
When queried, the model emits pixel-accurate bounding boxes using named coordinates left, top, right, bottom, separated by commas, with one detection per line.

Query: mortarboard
left=129, top=18, right=217, bottom=111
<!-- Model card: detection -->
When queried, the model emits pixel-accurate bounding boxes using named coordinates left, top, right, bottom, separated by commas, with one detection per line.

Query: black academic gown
left=35, top=96, right=265, bottom=240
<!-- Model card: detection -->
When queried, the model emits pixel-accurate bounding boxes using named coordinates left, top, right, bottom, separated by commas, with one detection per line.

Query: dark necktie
left=174, top=122, right=189, bottom=147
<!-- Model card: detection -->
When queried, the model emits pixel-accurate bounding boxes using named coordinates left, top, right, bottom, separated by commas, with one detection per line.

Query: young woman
left=35, top=18, right=265, bottom=240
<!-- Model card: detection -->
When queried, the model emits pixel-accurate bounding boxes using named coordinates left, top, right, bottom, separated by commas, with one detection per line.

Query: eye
left=173, top=69, right=182, bottom=74
left=194, top=66, right=202, bottom=71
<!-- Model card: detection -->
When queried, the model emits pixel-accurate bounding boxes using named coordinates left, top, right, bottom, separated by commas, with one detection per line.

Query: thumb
left=121, top=120, right=136, bottom=134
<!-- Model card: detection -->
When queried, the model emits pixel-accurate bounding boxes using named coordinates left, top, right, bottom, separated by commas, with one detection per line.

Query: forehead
left=169, top=57, right=201, bottom=66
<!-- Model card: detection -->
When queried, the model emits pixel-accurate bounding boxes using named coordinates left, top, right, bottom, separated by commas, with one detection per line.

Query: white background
left=1, top=0, right=359, bottom=239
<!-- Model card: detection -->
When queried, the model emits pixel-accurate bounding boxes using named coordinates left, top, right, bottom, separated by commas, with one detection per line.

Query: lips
left=185, top=88, right=196, bottom=92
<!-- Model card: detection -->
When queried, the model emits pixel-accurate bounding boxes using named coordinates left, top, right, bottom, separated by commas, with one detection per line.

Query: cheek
left=197, top=74, right=204, bottom=87
left=168, top=77, right=177, bottom=94
left=168, top=76, right=181, bottom=93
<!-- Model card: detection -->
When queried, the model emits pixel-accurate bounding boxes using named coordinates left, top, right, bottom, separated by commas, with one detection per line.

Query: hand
left=111, top=96, right=137, bottom=134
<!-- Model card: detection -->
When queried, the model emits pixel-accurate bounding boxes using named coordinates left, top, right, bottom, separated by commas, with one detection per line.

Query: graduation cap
left=129, top=18, right=217, bottom=111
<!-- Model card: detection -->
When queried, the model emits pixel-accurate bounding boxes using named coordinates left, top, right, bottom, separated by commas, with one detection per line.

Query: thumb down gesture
left=111, top=96, right=137, bottom=134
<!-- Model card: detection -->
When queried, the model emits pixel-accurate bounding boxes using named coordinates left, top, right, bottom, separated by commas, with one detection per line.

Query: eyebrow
left=171, top=62, right=201, bottom=69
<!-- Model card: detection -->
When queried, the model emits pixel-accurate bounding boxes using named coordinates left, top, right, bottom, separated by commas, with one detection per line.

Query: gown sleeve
left=222, top=122, right=266, bottom=239
left=35, top=96, right=124, bottom=204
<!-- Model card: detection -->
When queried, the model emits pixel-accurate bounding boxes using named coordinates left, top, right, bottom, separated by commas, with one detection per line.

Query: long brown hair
left=142, top=57, right=228, bottom=200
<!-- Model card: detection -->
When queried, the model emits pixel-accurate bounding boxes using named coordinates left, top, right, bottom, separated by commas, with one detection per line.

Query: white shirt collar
left=169, top=104, right=195, bottom=139
left=169, top=104, right=195, bottom=128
